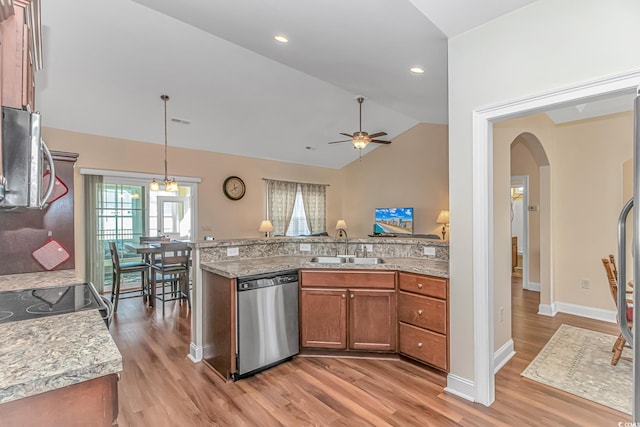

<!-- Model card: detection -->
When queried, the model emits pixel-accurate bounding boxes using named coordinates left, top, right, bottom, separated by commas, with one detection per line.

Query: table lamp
left=436, top=210, right=450, bottom=240
left=335, top=219, right=348, bottom=238
left=259, top=220, right=274, bottom=237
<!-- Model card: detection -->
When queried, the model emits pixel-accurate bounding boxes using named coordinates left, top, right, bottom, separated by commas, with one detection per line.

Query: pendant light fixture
left=150, top=94, right=178, bottom=192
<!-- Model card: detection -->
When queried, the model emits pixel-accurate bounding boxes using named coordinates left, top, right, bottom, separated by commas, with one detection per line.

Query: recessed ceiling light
left=274, top=34, right=289, bottom=43
left=410, top=67, right=425, bottom=74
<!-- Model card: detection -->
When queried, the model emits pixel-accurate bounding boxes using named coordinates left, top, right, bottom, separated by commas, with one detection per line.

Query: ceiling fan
left=328, top=97, right=391, bottom=149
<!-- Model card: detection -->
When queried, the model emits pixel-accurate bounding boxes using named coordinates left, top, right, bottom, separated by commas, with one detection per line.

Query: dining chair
left=601, top=254, right=633, bottom=365
left=150, top=242, right=191, bottom=314
left=108, top=241, right=149, bottom=312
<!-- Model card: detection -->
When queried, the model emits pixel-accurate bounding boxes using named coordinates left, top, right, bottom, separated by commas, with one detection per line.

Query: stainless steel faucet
left=336, top=228, right=349, bottom=256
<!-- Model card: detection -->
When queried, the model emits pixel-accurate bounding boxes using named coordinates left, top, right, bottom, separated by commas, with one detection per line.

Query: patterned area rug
left=521, top=324, right=632, bottom=414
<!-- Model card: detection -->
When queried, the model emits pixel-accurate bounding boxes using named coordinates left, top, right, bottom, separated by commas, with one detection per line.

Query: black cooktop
left=0, top=283, right=105, bottom=324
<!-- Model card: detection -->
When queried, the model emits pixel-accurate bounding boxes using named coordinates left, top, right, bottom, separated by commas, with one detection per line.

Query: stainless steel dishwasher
left=235, top=270, right=299, bottom=379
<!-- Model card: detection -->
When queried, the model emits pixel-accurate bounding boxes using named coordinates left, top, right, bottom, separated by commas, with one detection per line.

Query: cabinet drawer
left=399, top=323, right=447, bottom=371
left=300, top=270, right=395, bottom=289
left=398, top=272, right=447, bottom=299
left=397, top=292, right=446, bottom=334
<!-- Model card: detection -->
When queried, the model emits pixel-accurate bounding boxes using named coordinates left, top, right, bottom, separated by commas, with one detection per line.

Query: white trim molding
left=471, top=69, right=640, bottom=407
left=494, top=339, right=515, bottom=373
left=538, top=303, right=557, bottom=317
left=188, top=343, right=203, bottom=363
left=538, top=301, right=616, bottom=323
left=79, top=167, right=202, bottom=183
left=525, top=282, right=540, bottom=292
left=445, top=374, right=475, bottom=402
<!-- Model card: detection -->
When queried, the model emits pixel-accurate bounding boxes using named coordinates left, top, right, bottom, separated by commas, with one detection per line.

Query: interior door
left=156, top=196, right=190, bottom=239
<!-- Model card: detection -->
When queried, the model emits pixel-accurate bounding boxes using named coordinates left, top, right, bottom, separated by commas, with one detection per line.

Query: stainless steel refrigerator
left=617, top=88, right=640, bottom=421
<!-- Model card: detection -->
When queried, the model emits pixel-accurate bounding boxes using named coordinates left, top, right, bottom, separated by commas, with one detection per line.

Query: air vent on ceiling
left=171, top=117, right=191, bottom=125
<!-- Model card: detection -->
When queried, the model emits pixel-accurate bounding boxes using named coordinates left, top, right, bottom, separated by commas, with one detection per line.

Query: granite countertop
left=200, top=255, right=449, bottom=279
left=0, top=270, right=123, bottom=405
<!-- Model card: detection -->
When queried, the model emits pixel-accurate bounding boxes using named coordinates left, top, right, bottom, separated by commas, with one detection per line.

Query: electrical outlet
left=581, top=279, right=589, bottom=289
left=499, top=307, right=504, bottom=323
left=226, top=247, right=239, bottom=257
left=423, top=247, right=436, bottom=256
left=299, top=243, right=311, bottom=252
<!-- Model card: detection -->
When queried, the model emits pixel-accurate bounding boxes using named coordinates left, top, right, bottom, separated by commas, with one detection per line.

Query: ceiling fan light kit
left=328, top=96, right=391, bottom=150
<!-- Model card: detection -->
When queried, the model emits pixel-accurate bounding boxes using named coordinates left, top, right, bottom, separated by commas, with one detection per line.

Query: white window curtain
left=84, top=174, right=105, bottom=292
left=300, top=183, right=326, bottom=234
left=266, top=179, right=298, bottom=236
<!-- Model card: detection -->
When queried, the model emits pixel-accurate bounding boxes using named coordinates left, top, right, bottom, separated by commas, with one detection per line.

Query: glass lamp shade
left=352, top=136, right=369, bottom=150
left=165, top=179, right=178, bottom=192
left=335, top=219, right=348, bottom=230
left=150, top=179, right=160, bottom=192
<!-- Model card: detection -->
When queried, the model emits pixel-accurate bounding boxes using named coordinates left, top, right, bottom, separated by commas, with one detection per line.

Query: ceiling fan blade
left=370, top=139, right=392, bottom=144
left=367, top=132, right=387, bottom=139
left=327, top=140, right=351, bottom=144
left=339, top=132, right=354, bottom=138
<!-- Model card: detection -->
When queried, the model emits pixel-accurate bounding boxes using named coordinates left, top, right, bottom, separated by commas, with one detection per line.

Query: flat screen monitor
left=374, top=207, right=414, bottom=235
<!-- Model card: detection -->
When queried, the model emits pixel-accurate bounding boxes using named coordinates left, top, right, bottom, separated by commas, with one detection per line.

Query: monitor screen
left=374, top=207, right=414, bottom=235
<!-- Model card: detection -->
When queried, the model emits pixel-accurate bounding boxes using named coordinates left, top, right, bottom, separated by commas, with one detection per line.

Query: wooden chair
left=601, top=254, right=633, bottom=365
left=150, top=242, right=191, bottom=314
left=108, top=241, right=149, bottom=312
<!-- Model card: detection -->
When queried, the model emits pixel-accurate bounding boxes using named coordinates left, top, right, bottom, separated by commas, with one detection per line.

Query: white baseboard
left=188, top=342, right=203, bottom=363
left=538, top=301, right=616, bottom=323
left=554, top=301, right=616, bottom=323
left=524, top=281, right=540, bottom=292
left=445, top=374, right=475, bottom=402
left=494, top=339, right=515, bottom=373
left=538, top=303, right=557, bottom=317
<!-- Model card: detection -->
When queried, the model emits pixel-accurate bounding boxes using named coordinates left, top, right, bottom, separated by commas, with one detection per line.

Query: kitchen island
left=0, top=270, right=122, bottom=426
left=189, top=237, right=450, bottom=378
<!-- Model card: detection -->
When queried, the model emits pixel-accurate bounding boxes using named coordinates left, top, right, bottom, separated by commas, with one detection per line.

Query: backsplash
left=194, top=237, right=448, bottom=264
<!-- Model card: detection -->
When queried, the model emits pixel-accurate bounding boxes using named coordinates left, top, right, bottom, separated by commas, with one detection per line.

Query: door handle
left=617, top=197, right=634, bottom=347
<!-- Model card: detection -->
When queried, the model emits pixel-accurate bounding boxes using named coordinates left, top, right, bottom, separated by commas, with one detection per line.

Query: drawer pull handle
left=418, top=342, right=423, bottom=348
left=342, top=293, right=346, bottom=298
left=350, top=294, right=355, bottom=299
left=417, top=283, right=423, bottom=289
left=418, top=309, right=423, bottom=315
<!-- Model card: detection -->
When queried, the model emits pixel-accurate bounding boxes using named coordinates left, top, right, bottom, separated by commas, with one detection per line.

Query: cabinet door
left=349, top=289, right=396, bottom=351
left=300, top=289, right=347, bottom=349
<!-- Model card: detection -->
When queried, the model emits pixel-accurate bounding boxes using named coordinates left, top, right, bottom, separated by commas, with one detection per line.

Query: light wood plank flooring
left=108, top=282, right=631, bottom=426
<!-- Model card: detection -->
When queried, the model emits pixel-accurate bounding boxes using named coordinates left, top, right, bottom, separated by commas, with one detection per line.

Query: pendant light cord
left=161, top=94, right=169, bottom=181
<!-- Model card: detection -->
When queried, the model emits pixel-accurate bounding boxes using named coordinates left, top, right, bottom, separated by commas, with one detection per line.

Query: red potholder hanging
left=32, top=237, right=71, bottom=270
left=42, top=171, right=69, bottom=204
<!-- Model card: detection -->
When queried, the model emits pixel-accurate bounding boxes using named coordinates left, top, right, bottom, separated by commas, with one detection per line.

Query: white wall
left=448, top=0, right=640, bottom=393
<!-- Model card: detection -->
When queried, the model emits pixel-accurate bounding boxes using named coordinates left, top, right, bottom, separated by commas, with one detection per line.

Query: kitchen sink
left=309, top=256, right=347, bottom=264
left=309, top=256, right=384, bottom=264
left=348, top=257, right=384, bottom=264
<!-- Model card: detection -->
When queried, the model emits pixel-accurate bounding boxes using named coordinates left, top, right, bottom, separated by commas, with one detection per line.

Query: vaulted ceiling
left=37, top=0, right=540, bottom=168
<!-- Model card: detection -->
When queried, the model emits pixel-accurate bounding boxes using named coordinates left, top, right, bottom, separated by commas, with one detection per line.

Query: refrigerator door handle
left=617, top=197, right=634, bottom=347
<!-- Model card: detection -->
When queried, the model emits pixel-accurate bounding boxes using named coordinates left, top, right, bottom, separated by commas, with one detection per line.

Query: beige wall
left=42, top=123, right=448, bottom=277
left=42, top=127, right=344, bottom=277
left=341, top=123, right=449, bottom=238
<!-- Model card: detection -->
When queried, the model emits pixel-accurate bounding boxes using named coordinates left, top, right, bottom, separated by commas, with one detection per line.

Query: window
left=266, top=179, right=326, bottom=236
left=286, top=187, right=311, bottom=236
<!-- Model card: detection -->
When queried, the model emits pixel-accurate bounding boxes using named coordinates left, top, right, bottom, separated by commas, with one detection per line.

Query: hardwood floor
left=109, top=283, right=631, bottom=426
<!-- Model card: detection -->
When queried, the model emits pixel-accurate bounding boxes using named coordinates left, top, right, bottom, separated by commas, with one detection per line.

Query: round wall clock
left=223, top=176, right=246, bottom=200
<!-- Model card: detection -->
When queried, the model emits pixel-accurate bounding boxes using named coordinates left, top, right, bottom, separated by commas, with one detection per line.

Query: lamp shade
left=436, top=210, right=450, bottom=224
left=259, top=220, right=274, bottom=233
left=335, top=219, right=348, bottom=230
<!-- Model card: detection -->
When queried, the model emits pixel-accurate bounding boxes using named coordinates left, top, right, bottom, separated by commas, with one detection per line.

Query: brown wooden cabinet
left=300, top=270, right=396, bottom=352
left=300, top=288, right=347, bottom=349
left=0, top=374, right=119, bottom=427
left=397, top=272, right=449, bottom=372
left=0, top=0, right=39, bottom=110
